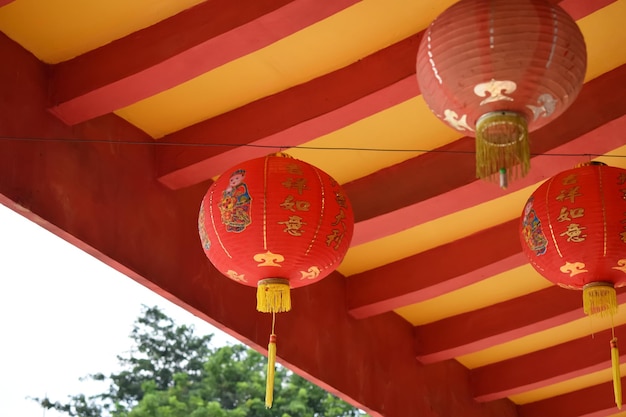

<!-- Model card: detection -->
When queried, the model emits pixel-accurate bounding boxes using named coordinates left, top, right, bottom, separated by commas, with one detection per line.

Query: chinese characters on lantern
left=277, top=164, right=349, bottom=251
left=555, top=173, right=587, bottom=243
left=619, top=173, right=626, bottom=244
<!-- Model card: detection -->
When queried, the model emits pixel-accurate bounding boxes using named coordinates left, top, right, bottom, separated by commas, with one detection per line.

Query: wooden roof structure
left=1, top=1, right=626, bottom=416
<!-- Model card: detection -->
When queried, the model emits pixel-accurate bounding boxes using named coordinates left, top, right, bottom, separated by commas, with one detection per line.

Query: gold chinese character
left=280, top=195, right=311, bottom=212
left=282, top=177, right=308, bottom=194
left=620, top=231, right=626, bottom=244
left=556, top=186, right=582, bottom=204
left=278, top=216, right=306, bottom=236
left=326, top=229, right=345, bottom=250
left=621, top=189, right=626, bottom=201
left=560, top=223, right=587, bottom=242
left=332, top=209, right=347, bottom=226
left=618, top=173, right=626, bottom=185
left=284, top=163, right=303, bottom=175
left=335, top=190, right=348, bottom=208
left=557, top=207, right=585, bottom=222
left=561, top=174, right=578, bottom=185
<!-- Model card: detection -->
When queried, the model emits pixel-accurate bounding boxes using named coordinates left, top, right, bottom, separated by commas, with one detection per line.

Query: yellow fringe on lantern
left=583, top=282, right=618, bottom=317
left=612, top=338, right=622, bottom=409
left=265, top=333, right=277, bottom=408
left=583, top=283, right=621, bottom=409
left=257, top=278, right=291, bottom=313
left=475, top=111, right=530, bottom=187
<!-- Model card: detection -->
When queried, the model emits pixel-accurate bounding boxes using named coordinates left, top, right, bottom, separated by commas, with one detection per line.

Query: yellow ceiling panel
left=458, top=308, right=626, bottom=369
left=395, top=265, right=553, bottom=326
left=287, top=96, right=462, bottom=185
left=579, top=0, right=626, bottom=82
left=114, top=0, right=457, bottom=138
left=510, top=363, right=625, bottom=404
left=0, top=0, right=204, bottom=63
left=338, top=184, right=536, bottom=276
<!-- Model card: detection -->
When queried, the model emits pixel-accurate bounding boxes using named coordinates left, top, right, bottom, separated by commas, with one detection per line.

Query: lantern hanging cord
left=2, top=134, right=626, bottom=159
left=272, top=311, right=276, bottom=335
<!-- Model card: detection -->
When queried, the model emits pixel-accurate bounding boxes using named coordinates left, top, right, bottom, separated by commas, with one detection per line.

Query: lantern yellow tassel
left=612, top=338, right=622, bottom=409
left=583, top=282, right=617, bottom=317
left=265, top=333, right=277, bottom=408
left=475, top=111, right=530, bottom=186
left=257, top=278, right=291, bottom=313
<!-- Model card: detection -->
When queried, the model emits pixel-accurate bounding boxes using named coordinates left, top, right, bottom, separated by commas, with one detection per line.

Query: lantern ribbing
left=417, top=0, right=587, bottom=187
left=520, top=162, right=626, bottom=410
left=198, top=153, right=354, bottom=408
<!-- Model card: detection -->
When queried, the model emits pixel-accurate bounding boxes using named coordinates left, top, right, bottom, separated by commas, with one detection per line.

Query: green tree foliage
left=36, top=306, right=364, bottom=417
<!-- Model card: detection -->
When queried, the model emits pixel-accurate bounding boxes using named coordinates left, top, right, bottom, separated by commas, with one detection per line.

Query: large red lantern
left=198, top=153, right=354, bottom=407
left=520, top=162, right=626, bottom=409
left=416, top=0, right=587, bottom=187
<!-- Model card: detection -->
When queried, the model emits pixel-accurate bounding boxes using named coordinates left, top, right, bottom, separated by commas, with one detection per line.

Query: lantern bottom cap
left=475, top=111, right=530, bottom=185
left=257, top=278, right=291, bottom=313
left=583, top=282, right=617, bottom=317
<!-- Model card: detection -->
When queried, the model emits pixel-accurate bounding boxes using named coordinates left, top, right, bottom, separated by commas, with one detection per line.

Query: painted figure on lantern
left=219, top=168, right=252, bottom=232
left=521, top=197, right=548, bottom=256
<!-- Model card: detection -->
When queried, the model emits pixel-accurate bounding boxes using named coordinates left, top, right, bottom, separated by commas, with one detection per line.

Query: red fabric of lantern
left=519, top=162, right=626, bottom=409
left=198, top=153, right=354, bottom=312
left=520, top=163, right=626, bottom=297
left=198, top=153, right=354, bottom=409
left=416, top=0, right=587, bottom=186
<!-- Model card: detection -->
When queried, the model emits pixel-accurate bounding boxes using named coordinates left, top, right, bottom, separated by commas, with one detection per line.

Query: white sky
left=0, top=203, right=237, bottom=417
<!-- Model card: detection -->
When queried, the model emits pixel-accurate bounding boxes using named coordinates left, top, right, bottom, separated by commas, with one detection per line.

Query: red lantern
left=198, top=153, right=354, bottom=407
left=416, top=0, right=587, bottom=187
left=520, top=162, right=626, bottom=409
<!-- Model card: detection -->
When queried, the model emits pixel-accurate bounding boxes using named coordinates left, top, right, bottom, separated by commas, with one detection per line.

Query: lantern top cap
left=575, top=161, right=608, bottom=168
left=269, top=152, right=294, bottom=159
left=583, top=281, right=615, bottom=290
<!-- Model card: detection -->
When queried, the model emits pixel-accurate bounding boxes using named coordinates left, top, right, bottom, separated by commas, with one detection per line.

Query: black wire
left=0, top=135, right=623, bottom=158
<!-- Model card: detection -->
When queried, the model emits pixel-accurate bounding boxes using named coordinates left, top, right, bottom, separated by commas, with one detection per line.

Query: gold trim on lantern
left=583, top=281, right=618, bottom=317
left=257, top=278, right=292, bottom=313
left=475, top=111, right=530, bottom=186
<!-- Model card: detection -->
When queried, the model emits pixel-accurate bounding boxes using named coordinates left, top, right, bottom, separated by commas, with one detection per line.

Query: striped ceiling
left=2, top=0, right=626, bottom=416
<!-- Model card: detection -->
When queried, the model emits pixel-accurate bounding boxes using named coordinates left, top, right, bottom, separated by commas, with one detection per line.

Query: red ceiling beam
left=415, top=287, right=626, bottom=364
left=0, top=0, right=16, bottom=7
left=518, top=379, right=622, bottom=417
left=560, top=0, right=618, bottom=20
left=349, top=110, right=626, bottom=250
left=155, top=34, right=421, bottom=189
left=346, top=62, right=626, bottom=232
left=346, top=220, right=526, bottom=319
left=153, top=0, right=611, bottom=192
left=345, top=111, right=626, bottom=321
left=0, top=32, right=518, bottom=417
left=471, top=325, right=626, bottom=402
left=48, top=0, right=358, bottom=125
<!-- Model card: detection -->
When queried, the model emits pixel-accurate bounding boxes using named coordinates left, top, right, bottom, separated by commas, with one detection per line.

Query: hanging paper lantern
left=198, top=153, right=354, bottom=407
left=416, top=0, right=587, bottom=187
left=520, top=162, right=626, bottom=409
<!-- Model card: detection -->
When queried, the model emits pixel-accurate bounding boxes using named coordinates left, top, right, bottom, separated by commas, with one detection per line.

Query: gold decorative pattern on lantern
left=227, top=270, right=247, bottom=283
left=613, top=260, right=626, bottom=274
left=474, top=79, right=516, bottom=105
left=300, top=266, right=321, bottom=280
left=560, top=261, right=588, bottom=277
left=443, top=110, right=473, bottom=132
left=254, top=251, right=285, bottom=267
